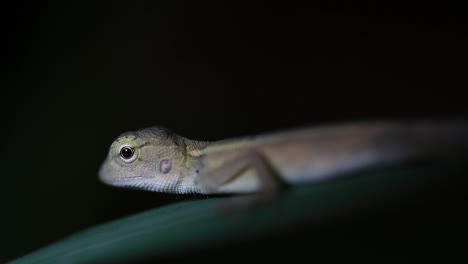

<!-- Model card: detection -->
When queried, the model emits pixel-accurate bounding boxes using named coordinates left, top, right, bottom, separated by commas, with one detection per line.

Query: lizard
left=98, top=120, right=468, bottom=199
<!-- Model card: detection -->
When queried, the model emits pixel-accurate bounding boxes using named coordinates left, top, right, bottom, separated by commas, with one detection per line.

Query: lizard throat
left=109, top=178, right=202, bottom=194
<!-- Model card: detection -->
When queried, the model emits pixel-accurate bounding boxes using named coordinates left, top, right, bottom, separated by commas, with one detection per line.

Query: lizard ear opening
left=159, top=159, right=172, bottom=174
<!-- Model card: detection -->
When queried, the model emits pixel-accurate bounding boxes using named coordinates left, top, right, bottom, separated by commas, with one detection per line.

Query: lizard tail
left=373, top=119, right=468, bottom=164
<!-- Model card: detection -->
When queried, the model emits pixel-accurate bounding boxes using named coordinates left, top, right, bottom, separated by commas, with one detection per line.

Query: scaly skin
left=99, top=120, right=468, bottom=195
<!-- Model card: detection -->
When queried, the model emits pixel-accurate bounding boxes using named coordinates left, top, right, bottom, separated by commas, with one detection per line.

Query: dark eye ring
left=119, top=146, right=136, bottom=162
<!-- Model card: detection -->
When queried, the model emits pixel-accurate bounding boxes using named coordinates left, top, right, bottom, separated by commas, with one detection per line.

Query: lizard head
left=98, top=127, right=201, bottom=194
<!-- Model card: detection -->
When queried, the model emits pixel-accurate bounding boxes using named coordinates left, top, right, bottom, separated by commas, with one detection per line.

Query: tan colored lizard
left=99, top=120, right=468, bottom=197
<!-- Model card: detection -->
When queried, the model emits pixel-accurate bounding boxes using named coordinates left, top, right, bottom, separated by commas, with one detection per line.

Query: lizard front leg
left=196, top=151, right=288, bottom=205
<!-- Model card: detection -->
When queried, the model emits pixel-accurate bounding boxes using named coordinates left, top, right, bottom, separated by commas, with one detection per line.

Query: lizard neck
left=171, top=138, right=210, bottom=194
left=183, top=138, right=212, bottom=157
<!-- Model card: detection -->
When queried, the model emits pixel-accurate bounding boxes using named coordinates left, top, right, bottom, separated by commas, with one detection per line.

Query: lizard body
left=99, top=120, right=468, bottom=195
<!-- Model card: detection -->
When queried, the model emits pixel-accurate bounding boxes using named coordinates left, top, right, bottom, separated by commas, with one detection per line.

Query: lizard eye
left=119, top=146, right=137, bottom=163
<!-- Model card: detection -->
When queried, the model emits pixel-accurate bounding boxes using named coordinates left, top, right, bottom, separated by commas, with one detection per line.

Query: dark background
left=2, top=1, right=467, bottom=262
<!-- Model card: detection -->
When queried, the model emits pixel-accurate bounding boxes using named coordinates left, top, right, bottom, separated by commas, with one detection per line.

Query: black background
left=2, top=1, right=467, bottom=262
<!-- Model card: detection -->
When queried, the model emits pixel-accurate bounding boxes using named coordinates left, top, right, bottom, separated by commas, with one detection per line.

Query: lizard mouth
left=120, top=176, right=143, bottom=180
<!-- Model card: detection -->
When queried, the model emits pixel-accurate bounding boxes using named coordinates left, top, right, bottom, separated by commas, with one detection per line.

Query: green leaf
left=9, top=162, right=467, bottom=263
